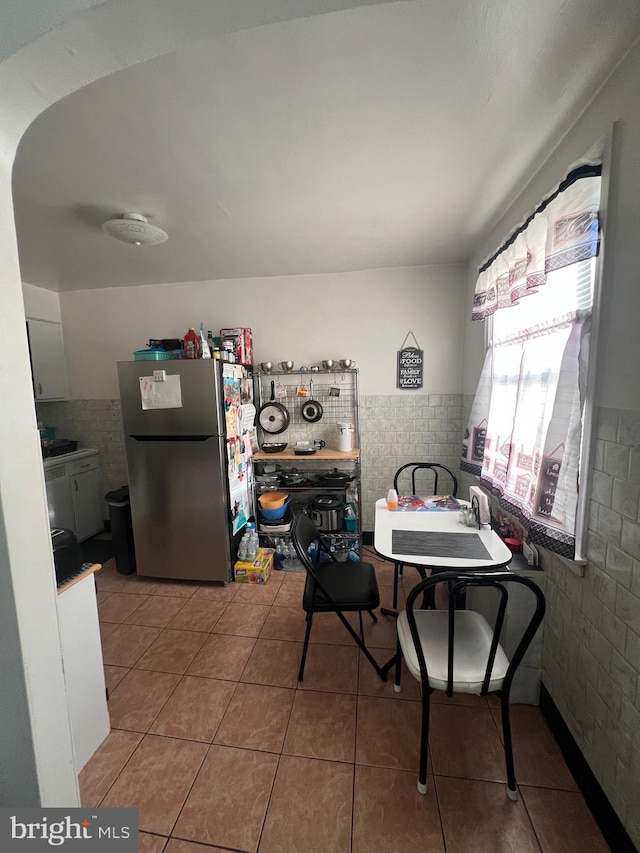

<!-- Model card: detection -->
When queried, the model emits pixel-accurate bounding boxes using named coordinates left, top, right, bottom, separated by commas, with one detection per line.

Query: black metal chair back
left=404, top=571, right=545, bottom=698
left=397, top=569, right=545, bottom=798
left=393, top=461, right=459, bottom=497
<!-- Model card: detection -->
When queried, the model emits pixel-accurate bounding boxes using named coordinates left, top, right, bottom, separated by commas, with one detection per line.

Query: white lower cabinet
left=44, top=450, right=104, bottom=541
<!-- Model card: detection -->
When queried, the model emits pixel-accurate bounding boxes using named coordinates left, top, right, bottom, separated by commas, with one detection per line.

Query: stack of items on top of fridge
left=132, top=326, right=253, bottom=363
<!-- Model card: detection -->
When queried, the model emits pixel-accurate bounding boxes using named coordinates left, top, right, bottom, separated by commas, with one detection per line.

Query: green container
left=133, top=349, right=174, bottom=361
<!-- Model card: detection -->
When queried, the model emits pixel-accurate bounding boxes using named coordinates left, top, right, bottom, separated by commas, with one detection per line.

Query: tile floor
left=81, top=548, right=612, bottom=853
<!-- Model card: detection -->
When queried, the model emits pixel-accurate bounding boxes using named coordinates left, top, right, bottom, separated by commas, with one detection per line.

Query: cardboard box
left=220, top=327, right=253, bottom=366
left=234, top=547, right=273, bottom=583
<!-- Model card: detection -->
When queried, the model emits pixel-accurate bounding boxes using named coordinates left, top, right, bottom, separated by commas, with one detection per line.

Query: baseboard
left=539, top=683, right=636, bottom=853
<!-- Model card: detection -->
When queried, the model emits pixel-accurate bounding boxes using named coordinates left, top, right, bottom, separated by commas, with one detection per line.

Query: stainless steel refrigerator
left=117, top=359, right=254, bottom=582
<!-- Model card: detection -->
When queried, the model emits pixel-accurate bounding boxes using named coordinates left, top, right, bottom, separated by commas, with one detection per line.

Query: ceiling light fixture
left=101, top=212, right=168, bottom=246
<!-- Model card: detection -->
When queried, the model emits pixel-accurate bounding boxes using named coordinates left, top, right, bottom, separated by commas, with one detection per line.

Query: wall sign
left=397, top=331, right=423, bottom=389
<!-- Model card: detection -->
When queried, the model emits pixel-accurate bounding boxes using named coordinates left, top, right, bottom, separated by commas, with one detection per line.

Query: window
left=461, top=166, right=601, bottom=560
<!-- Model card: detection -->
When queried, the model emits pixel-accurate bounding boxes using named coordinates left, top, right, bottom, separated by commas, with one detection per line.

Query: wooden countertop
left=57, top=562, right=101, bottom=595
left=254, top=448, right=359, bottom=461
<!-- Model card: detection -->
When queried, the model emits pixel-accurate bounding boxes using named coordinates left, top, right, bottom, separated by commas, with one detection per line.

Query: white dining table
left=373, top=497, right=513, bottom=571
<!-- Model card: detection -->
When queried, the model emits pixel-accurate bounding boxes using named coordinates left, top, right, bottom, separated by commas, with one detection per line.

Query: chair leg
left=358, top=610, right=364, bottom=642
left=500, top=691, right=518, bottom=800
left=298, top=611, right=314, bottom=682
left=367, top=610, right=378, bottom=623
left=333, top=608, right=387, bottom=682
left=393, top=636, right=402, bottom=693
left=392, top=562, right=400, bottom=609
left=417, top=687, right=431, bottom=794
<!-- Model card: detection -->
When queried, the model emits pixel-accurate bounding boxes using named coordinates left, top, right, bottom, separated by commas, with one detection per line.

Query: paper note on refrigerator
left=139, top=375, right=183, bottom=410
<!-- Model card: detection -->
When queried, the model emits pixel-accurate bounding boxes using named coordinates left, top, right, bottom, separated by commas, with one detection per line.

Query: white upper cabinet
left=26, top=318, right=68, bottom=400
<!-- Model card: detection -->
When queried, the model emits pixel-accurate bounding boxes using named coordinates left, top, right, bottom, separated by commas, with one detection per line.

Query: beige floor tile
left=194, top=582, right=239, bottom=602
left=104, top=664, right=129, bottom=693
left=283, top=690, right=356, bottom=762
left=186, top=633, right=256, bottom=681
left=298, top=643, right=359, bottom=694
left=214, top=682, right=294, bottom=753
left=429, top=703, right=508, bottom=783
left=98, top=591, right=150, bottom=624
left=259, top=606, right=308, bottom=642
left=166, top=598, right=227, bottom=632
left=357, top=649, right=421, bottom=702
left=240, top=638, right=303, bottom=688
left=259, top=755, right=353, bottom=853
left=352, top=764, right=445, bottom=853
left=99, top=621, right=119, bottom=643
left=123, top=575, right=161, bottom=595
left=101, top=734, right=208, bottom=836
left=108, top=669, right=181, bottom=732
left=124, top=595, right=188, bottom=628
left=233, top=580, right=281, bottom=604
left=149, top=676, right=236, bottom=742
left=96, top=590, right=112, bottom=606
left=373, top=560, right=399, bottom=586
left=272, top=579, right=306, bottom=607
left=436, top=776, right=541, bottom=853
left=96, top=571, right=132, bottom=594
left=308, top=611, right=359, bottom=646
left=139, top=833, right=167, bottom=853
left=134, top=629, right=208, bottom=674
left=521, top=786, right=610, bottom=853
left=430, top=689, right=490, bottom=707
left=101, top=624, right=163, bottom=667
left=211, top=603, right=271, bottom=637
left=79, top=729, right=143, bottom=807
left=355, top=695, right=423, bottom=771
left=151, top=580, right=200, bottom=598
left=173, top=745, right=278, bottom=851
left=361, top=603, right=400, bottom=650
left=490, top=705, right=579, bottom=790
left=164, top=840, right=235, bottom=853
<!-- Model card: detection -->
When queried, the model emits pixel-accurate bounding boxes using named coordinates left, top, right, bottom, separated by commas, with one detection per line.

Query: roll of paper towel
left=469, top=486, right=491, bottom=525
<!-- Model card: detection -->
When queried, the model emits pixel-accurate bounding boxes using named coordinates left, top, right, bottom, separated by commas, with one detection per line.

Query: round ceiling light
left=101, top=212, right=168, bottom=246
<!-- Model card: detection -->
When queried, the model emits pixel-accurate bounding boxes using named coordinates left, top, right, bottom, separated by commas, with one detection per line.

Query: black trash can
left=105, top=486, right=136, bottom=575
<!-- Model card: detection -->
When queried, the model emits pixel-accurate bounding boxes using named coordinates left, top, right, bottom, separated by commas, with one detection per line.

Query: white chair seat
left=397, top=609, right=509, bottom=693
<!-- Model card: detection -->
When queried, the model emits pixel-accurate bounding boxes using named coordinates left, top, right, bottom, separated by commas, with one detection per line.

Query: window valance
left=472, top=165, right=602, bottom=322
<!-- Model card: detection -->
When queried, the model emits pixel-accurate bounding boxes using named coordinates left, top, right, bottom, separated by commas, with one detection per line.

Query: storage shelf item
left=254, top=368, right=362, bottom=547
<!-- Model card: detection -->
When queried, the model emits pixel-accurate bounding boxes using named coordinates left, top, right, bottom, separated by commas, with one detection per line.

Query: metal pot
left=258, top=380, right=290, bottom=435
left=311, top=494, right=345, bottom=532
left=315, top=468, right=354, bottom=488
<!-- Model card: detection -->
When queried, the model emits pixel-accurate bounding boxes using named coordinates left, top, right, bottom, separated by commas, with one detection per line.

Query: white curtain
left=462, top=167, right=601, bottom=558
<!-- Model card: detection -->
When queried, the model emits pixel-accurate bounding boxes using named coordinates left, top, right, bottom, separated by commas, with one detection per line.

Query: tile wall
left=359, top=393, right=464, bottom=530
left=38, top=400, right=128, bottom=496
left=460, top=401, right=640, bottom=849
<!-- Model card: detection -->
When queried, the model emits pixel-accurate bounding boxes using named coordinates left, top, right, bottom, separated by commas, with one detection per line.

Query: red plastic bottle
left=183, top=327, right=200, bottom=359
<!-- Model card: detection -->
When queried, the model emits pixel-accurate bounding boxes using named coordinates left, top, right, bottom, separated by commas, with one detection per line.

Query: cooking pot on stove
left=311, top=494, right=345, bottom=532
left=315, top=468, right=354, bottom=488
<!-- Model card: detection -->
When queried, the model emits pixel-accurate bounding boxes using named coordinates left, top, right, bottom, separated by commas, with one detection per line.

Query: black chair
left=291, top=512, right=388, bottom=682
left=390, top=462, right=459, bottom=610
left=394, top=570, right=545, bottom=798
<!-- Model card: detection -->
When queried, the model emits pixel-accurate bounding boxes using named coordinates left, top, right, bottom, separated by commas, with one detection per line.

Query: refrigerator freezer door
left=125, top=435, right=231, bottom=581
left=118, top=360, right=224, bottom=437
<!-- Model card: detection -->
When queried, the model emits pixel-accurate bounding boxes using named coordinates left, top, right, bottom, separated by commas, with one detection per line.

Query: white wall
left=59, top=264, right=466, bottom=399
left=22, top=282, right=62, bottom=322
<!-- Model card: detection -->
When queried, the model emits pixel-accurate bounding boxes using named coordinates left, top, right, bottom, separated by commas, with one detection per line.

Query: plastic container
left=336, top=422, right=355, bottom=452
left=386, top=488, right=398, bottom=511
left=183, top=327, right=200, bottom=359
left=258, top=492, right=288, bottom=510
left=104, top=486, right=136, bottom=575
left=133, top=349, right=173, bottom=361
left=259, top=499, right=290, bottom=521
